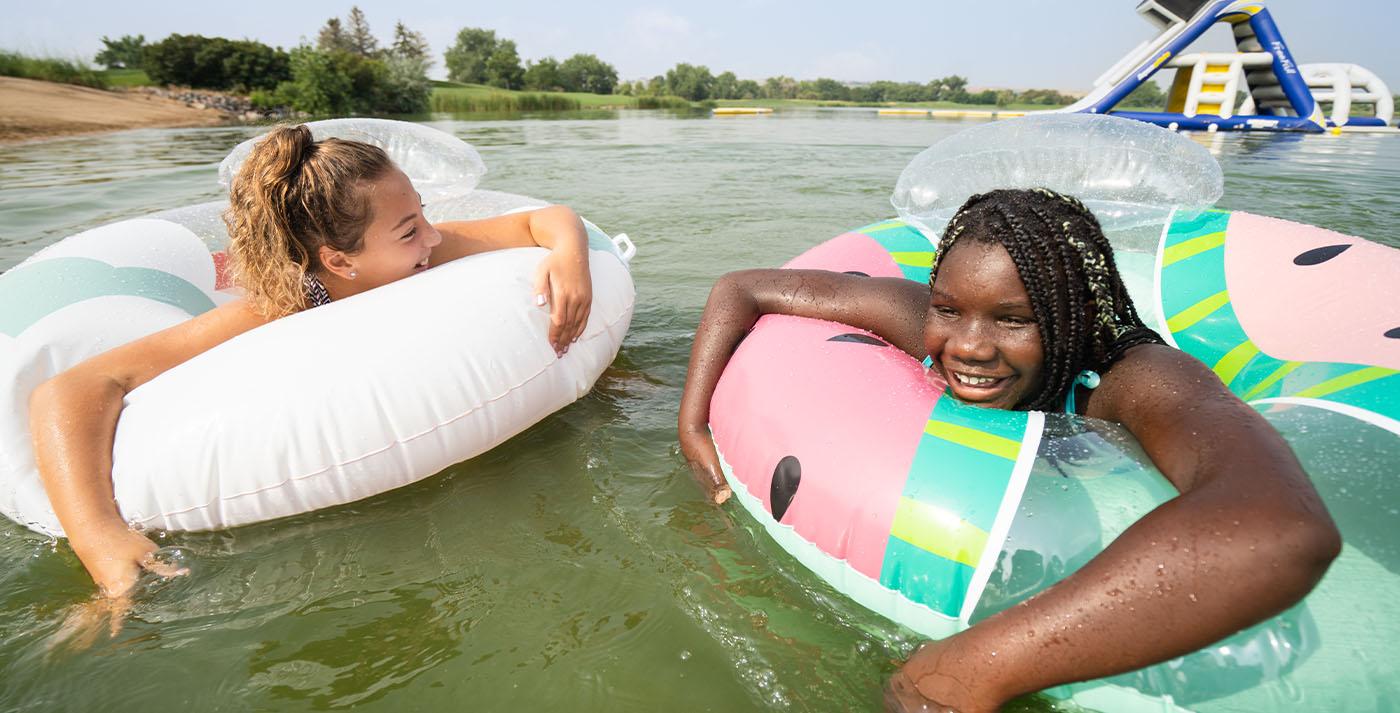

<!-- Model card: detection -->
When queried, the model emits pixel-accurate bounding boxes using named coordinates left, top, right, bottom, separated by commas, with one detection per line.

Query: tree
left=391, top=21, right=432, bottom=68
left=444, top=27, right=498, bottom=84
left=484, top=39, right=524, bottom=89
left=558, top=53, right=617, bottom=94
left=763, top=75, right=797, bottom=100
left=712, top=71, right=738, bottom=100
left=221, top=39, right=292, bottom=92
left=806, top=78, right=848, bottom=101
left=142, top=34, right=288, bottom=91
left=523, top=57, right=561, bottom=91
left=645, top=75, right=666, bottom=96
left=345, top=6, right=378, bottom=57
left=95, top=34, right=146, bottom=69
left=316, top=18, right=353, bottom=54
left=665, top=63, right=714, bottom=101
left=939, top=75, right=969, bottom=102
left=380, top=53, right=431, bottom=113
left=735, top=79, right=761, bottom=100
left=1121, top=80, right=1166, bottom=109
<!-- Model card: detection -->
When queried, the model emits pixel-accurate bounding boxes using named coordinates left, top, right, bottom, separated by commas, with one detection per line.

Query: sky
left=2, top=0, right=1396, bottom=91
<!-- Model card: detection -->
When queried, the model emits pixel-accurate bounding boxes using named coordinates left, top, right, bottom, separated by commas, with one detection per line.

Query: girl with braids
left=31, top=124, right=595, bottom=598
left=678, top=188, right=1340, bottom=712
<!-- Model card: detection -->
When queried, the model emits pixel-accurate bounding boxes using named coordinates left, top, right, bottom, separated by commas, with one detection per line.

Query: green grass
left=431, top=87, right=583, bottom=113
left=712, top=97, right=1071, bottom=112
left=102, top=68, right=152, bottom=87
left=430, top=82, right=696, bottom=113
left=0, top=50, right=108, bottom=89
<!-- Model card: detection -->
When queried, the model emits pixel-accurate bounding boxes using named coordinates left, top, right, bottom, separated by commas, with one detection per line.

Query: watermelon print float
left=708, top=115, right=1399, bottom=711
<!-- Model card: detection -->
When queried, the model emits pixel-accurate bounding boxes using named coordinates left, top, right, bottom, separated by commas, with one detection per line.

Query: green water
left=1, top=111, right=1398, bottom=712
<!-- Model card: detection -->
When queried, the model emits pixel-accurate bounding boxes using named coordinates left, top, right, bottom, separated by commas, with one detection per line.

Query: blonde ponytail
left=224, top=124, right=394, bottom=317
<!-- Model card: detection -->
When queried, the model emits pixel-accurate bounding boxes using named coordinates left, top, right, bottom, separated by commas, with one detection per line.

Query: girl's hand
left=885, top=640, right=1003, bottom=713
left=72, top=525, right=187, bottom=599
left=533, top=246, right=592, bottom=356
left=679, top=424, right=731, bottom=505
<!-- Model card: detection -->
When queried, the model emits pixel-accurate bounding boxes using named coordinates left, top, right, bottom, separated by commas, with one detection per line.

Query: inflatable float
left=709, top=115, right=1399, bottom=711
left=0, top=119, right=637, bottom=537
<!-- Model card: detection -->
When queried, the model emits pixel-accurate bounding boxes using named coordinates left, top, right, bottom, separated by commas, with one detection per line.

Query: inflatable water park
left=1060, top=0, right=1395, bottom=132
left=711, top=115, right=1400, bottom=710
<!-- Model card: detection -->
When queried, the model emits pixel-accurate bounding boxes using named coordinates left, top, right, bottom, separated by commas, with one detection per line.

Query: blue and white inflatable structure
left=1060, top=0, right=1395, bottom=133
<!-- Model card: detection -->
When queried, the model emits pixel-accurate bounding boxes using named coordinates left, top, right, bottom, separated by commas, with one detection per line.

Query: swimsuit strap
left=1065, top=369, right=1101, bottom=415
left=303, top=272, right=332, bottom=309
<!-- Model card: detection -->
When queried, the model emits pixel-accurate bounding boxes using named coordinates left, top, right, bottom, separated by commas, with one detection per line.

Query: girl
left=32, top=124, right=595, bottom=598
left=678, top=188, right=1340, bottom=712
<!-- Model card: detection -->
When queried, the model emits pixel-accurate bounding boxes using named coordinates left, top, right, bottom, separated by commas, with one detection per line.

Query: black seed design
left=828, top=333, right=888, bottom=346
left=843, top=271, right=870, bottom=277
left=770, top=456, right=801, bottom=521
left=1385, top=327, right=1400, bottom=339
left=1293, top=244, right=1351, bottom=266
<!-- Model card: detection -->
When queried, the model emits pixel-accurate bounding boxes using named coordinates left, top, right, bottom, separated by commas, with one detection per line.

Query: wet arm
left=897, top=345, right=1341, bottom=710
left=29, top=300, right=266, bottom=596
left=679, top=269, right=927, bottom=502
left=430, top=204, right=588, bottom=263
left=433, top=206, right=590, bottom=351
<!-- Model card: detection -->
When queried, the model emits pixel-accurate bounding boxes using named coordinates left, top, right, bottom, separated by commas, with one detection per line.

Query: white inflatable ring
left=0, top=119, right=636, bottom=536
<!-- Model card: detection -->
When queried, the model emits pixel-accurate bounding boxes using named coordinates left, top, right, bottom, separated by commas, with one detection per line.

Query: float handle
left=611, top=233, right=637, bottom=264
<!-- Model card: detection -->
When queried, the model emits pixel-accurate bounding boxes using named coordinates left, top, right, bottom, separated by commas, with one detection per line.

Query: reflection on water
left=1, top=111, right=1398, bottom=712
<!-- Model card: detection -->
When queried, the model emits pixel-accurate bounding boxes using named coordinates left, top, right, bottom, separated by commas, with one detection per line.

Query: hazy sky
left=3, top=0, right=1396, bottom=91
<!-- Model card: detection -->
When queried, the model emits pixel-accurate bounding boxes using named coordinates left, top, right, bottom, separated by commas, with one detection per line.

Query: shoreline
left=0, top=77, right=231, bottom=144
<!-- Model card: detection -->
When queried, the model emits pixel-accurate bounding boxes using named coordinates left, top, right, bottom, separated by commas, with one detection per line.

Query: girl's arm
left=891, top=344, right=1341, bottom=712
left=432, top=205, right=591, bottom=353
left=30, top=300, right=268, bottom=597
left=679, top=269, right=929, bottom=502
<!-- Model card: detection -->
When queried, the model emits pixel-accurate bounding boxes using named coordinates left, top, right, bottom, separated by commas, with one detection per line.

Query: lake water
left=1, top=110, right=1397, bottom=712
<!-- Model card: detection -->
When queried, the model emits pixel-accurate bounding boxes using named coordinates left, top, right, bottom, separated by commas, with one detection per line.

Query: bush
left=430, top=90, right=581, bottom=113
left=0, top=50, right=109, bottom=89
left=143, top=34, right=290, bottom=92
left=557, top=53, right=617, bottom=94
left=378, top=54, right=431, bottom=113
left=275, top=46, right=429, bottom=116
left=635, top=95, right=690, bottom=109
left=95, top=35, right=146, bottom=69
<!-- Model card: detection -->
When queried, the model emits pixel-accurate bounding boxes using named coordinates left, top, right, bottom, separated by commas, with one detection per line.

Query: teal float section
left=0, top=257, right=215, bottom=338
left=713, top=446, right=964, bottom=639
left=854, top=219, right=934, bottom=284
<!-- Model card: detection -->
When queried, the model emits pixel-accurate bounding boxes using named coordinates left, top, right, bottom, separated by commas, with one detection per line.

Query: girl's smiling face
left=923, top=240, right=1045, bottom=410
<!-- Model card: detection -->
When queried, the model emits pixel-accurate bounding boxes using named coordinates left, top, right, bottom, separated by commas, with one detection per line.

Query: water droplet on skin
left=679, top=649, right=691, bottom=661
left=1189, top=593, right=1198, bottom=602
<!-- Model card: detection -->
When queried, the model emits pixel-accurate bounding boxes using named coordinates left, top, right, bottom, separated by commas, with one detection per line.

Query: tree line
left=94, top=8, right=433, bottom=114
left=95, top=9, right=1096, bottom=112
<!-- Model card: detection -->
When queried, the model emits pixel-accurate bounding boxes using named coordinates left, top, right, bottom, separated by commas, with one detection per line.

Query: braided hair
left=928, top=188, right=1164, bottom=411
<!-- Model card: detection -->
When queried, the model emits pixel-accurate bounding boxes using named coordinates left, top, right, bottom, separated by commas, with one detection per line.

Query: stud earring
left=349, top=270, right=357, bottom=279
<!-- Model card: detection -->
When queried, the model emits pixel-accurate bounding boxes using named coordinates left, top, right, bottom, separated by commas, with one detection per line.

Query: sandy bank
left=0, top=77, right=228, bottom=143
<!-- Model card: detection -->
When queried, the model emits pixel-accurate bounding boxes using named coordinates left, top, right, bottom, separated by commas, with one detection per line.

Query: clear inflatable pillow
left=218, top=118, right=486, bottom=204
left=891, top=113, right=1222, bottom=240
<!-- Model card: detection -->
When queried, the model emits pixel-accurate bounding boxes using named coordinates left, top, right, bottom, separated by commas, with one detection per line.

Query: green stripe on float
left=860, top=220, right=908, bottom=234
left=1291, top=366, right=1399, bottom=400
left=1166, top=290, right=1230, bottom=333
left=0, top=257, right=215, bottom=337
left=890, top=251, right=934, bottom=268
left=889, top=496, right=989, bottom=568
left=924, top=420, right=1021, bottom=461
left=1213, top=340, right=1261, bottom=387
left=1242, top=360, right=1304, bottom=401
left=1162, top=230, right=1226, bottom=267
left=880, top=536, right=976, bottom=617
